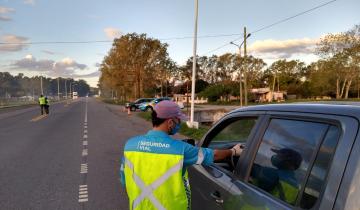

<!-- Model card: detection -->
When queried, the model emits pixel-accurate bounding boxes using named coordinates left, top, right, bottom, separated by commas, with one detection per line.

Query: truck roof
left=229, top=103, right=360, bottom=120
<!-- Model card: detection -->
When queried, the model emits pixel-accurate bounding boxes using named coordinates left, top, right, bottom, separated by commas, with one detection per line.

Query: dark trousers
left=40, top=105, right=45, bottom=115
left=45, top=105, right=49, bottom=114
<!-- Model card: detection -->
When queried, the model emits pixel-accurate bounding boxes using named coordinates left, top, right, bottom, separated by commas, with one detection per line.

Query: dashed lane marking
left=83, top=134, right=88, bottom=139
left=84, top=126, right=87, bottom=129
left=82, top=149, right=88, bottom=156
left=30, top=115, right=47, bottom=122
left=84, top=130, right=88, bottom=134
left=83, top=141, right=88, bottom=146
left=78, top=185, right=88, bottom=202
left=80, top=163, right=88, bottom=174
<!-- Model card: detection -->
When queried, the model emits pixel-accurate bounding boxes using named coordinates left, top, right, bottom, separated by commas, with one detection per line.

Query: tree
left=316, top=25, right=360, bottom=99
left=99, top=33, right=175, bottom=100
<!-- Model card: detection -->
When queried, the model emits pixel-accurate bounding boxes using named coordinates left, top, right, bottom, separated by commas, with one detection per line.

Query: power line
left=202, top=0, right=338, bottom=56
left=0, top=33, right=244, bottom=45
left=251, top=0, right=337, bottom=35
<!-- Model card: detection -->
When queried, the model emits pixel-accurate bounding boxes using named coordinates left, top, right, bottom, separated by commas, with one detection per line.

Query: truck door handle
left=210, top=191, right=224, bottom=204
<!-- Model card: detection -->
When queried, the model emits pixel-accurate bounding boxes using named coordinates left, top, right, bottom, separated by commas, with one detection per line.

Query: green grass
left=137, top=111, right=152, bottom=121
left=101, top=98, right=126, bottom=105
left=137, top=111, right=209, bottom=140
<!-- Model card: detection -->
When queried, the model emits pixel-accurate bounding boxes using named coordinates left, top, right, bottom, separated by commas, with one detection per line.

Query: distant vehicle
left=189, top=104, right=360, bottom=210
left=125, top=98, right=154, bottom=111
left=139, top=97, right=172, bottom=111
left=72, top=92, right=78, bottom=99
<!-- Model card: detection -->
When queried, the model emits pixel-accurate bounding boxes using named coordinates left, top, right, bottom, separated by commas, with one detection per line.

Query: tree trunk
left=336, top=78, right=340, bottom=99
left=271, top=75, right=276, bottom=102
left=339, top=78, right=347, bottom=99
left=344, top=79, right=352, bottom=99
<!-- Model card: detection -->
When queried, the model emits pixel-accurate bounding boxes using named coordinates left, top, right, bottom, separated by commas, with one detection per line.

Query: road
left=0, top=97, right=156, bottom=210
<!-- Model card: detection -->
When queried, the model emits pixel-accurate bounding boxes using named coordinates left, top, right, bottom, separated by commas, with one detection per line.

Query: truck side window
left=207, top=118, right=257, bottom=150
left=300, top=125, right=340, bottom=209
left=248, top=119, right=329, bottom=206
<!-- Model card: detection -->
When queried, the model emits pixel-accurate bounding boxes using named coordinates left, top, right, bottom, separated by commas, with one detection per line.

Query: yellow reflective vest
left=124, top=151, right=188, bottom=210
left=39, top=96, right=46, bottom=105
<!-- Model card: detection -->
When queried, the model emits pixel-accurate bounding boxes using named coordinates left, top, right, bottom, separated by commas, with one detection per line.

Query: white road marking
left=84, top=98, right=88, bottom=123
left=80, top=163, right=88, bottom=174
left=79, top=198, right=88, bottom=202
left=82, top=149, right=88, bottom=156
left=78, top=185, right=89, bottom=203
left=78, top=99, right=89, bottom=203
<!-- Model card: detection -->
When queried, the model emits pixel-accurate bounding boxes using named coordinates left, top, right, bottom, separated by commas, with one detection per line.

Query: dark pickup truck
left=190, top=104, right=360, bottom=210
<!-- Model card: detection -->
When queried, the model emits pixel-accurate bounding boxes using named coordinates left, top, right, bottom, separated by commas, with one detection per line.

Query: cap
left=270, top=148, right=302, bottom=170
left=154, top=100, right=188, bottom=121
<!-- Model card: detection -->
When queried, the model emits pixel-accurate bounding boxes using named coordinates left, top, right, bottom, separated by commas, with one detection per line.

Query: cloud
left=0, top=6, right=15, bottom=21
left=12, top=54, right=54, bottom=71
left=0, top=15, right=11, bottom=21
left=0, top=6, right=14, bottom=14
left=11, top=55, right=88, bottom=77
left=42, top=50, right=55, bottom=55
left=0, top=35, right=29, bottom=52
left=23, top=0, right=35, bottom=5
left=74, top=71, right=100, bottom=78
left=104, top=27, right=121, bottom=39
left=248, top=38, right=319, bottom=59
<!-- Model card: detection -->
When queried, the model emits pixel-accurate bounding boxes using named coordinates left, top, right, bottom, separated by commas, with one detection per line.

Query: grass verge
left=137, top=111, right=209, bottom=141
left=101, top=98, right=126, bottom=105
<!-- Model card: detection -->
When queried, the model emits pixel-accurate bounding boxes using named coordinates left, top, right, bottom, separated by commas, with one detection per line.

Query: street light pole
left=230, top=30, right=251, bottom=107
left=230, top=42, right=243, bottom=107
left=190, top=0, right=198, bottom=127
left=244, top=27, right=248, bottom=106
left=57, top=77, right=60, bottom=100
left=40, top=75, right=43, bottom=95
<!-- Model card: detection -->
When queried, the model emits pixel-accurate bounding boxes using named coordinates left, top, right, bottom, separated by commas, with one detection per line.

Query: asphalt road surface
left=0, top=97, right=158, bottom=210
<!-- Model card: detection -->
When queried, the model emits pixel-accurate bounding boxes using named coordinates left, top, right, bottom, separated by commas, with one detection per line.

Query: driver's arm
left=214, top=143, right=243, bottom=161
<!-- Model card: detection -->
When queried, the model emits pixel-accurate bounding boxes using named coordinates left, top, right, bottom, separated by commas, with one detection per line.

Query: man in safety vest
left=38, top=94, right=46, bottom=115
left=120, top=100, right=243, bottom=210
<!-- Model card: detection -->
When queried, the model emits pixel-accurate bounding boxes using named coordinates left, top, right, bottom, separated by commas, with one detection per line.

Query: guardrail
left=0, top=98, right=37, bottom=108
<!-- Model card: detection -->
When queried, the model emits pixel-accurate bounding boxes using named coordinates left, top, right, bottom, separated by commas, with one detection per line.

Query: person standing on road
left=120, top=100, right=243, bottom=210
left=44, top=97, right=50, bottom=115
left=38, top=94, right=46, bottom=115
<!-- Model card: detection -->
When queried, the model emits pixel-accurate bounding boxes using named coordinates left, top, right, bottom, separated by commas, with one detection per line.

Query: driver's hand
left=231, top=144, right=243, bottom=156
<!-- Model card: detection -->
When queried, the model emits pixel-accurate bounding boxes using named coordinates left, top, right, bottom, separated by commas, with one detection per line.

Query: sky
left=0, top=0, right=359, bottom=87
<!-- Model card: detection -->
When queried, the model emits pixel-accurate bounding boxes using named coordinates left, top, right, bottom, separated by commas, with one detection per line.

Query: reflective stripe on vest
left=124, top=151, right=187, bottom=210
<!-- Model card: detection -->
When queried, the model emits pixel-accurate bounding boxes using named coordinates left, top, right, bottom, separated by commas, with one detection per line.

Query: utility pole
left=57, top=77, right=60, bottom=100
left=244, top=27, right=248, bottom=106
left=40, top=75, right=43, bottom=95
left=238, top=47, right=243, bottom=107
left=190, top=0, right=198, bottom=128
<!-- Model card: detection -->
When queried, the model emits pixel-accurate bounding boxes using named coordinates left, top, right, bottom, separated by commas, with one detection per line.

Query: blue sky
left=0, top=0, right=359, bottom=87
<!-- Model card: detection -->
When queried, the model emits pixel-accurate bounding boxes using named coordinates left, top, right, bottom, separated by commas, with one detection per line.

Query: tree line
left=0, top=72, right=90, bottom=98
left=99, top=24, right=360, bottom=102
